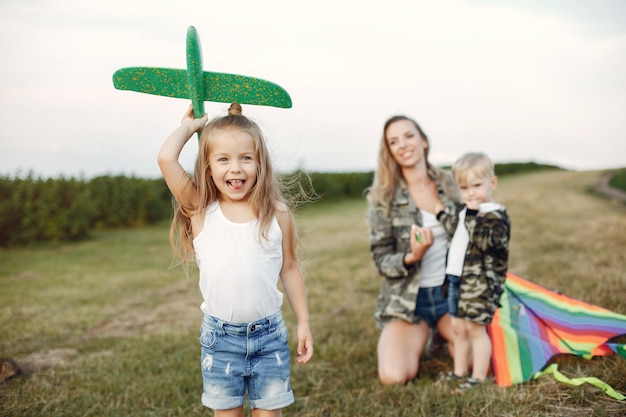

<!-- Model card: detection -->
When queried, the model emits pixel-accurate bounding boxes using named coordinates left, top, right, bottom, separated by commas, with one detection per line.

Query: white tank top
left=193, top=202, right=283, bottom=323
left=419, top=210, right=448, bottom=288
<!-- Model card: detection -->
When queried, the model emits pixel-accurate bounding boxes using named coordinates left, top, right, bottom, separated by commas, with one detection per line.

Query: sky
left=1, top=0, right=625, bottom=179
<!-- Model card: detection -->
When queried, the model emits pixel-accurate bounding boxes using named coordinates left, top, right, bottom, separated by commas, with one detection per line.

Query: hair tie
left=228, top=102, right=243, bottom=116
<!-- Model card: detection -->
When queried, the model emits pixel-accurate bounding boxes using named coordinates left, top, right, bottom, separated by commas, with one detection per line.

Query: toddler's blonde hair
left=451, top=152, right=495, bottom=185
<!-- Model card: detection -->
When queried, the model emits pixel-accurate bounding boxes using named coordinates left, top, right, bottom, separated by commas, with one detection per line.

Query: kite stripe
left=488, top=273, right=626, bottom=388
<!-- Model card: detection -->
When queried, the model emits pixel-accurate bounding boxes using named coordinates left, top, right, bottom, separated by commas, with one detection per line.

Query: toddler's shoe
left=438, top=371, right=466, bottom=384
left=454, top=377, right=485, bottom=393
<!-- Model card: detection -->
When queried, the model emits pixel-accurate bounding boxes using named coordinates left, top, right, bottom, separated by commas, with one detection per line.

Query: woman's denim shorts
left=414, top=284, right=449, bottom=328
left=199, top=310, right=294, bottom=411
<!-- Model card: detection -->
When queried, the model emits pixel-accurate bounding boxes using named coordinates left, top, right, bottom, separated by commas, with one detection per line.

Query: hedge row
left=0, top=163, right=562, bottom=246
left=0, top=174, right=172, bottom=246
left=299, top=171, right=374, bottom=202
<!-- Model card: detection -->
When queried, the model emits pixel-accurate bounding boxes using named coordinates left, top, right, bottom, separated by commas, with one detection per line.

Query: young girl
left=435, top=152, right=510, bottom=391
left=157, top=103, right=313, bottom=416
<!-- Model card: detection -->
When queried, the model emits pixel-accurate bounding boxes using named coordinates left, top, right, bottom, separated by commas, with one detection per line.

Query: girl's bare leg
left=215, top=407, right=245, bottom=417
left=251, top=408, right=282, bottom=417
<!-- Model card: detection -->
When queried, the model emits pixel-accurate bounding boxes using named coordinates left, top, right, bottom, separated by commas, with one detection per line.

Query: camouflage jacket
left=367, top=167, right=460, bottom=329
left=438, top=203, right=511, bottom=324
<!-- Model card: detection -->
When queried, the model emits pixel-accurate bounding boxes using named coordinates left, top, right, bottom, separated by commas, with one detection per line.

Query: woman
left=366, top=115, right=461, bottom=385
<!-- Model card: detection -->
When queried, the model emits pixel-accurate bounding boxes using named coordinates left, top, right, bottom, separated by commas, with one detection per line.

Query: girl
left=366, top=115, right=461, bottom=385
left=157, top=103, right=313, bottom=416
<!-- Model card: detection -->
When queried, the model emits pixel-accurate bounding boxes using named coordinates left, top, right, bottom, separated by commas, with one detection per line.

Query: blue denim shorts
left=446, top=274, right=462, bottom=317
left=199, top=310, right=294, bottom=411
left=414, top=284, right=449, bottom=328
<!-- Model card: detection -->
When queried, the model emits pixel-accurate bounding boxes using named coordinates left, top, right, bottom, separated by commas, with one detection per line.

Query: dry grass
left=496, top=170, right=626, bottom=313
left=0, top=169, right=625, bottom=416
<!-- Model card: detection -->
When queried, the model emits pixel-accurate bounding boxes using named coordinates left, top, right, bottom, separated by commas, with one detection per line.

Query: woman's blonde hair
left=169, top=103, right=286, bottom=268
left=366, top=115, right=431, bottom=210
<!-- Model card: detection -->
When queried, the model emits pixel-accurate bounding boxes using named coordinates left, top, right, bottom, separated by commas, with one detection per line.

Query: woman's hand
left=404, top=224, right=433, bottom=264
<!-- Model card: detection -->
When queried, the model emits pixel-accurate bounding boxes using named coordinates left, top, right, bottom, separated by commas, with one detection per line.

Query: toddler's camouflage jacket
left=438, top=204, right=511, bottom=324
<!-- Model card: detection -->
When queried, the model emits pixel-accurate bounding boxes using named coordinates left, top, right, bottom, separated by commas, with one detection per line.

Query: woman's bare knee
left=378, top=368, right=413, bottom=385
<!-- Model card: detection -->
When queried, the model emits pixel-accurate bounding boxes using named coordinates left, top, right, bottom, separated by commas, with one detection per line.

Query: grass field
left=1, top=169, right=625, bottom=416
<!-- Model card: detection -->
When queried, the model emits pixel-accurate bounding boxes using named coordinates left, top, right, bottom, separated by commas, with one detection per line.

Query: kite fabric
left=487, top=273, right=626, bottom=399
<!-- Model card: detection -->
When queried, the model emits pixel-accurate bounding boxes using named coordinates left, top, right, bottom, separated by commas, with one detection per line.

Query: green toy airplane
left=112, top=26, right=292, bottom=138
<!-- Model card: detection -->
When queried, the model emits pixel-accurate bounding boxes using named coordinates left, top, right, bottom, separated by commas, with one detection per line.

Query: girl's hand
left=181, top=105, right=207, bottom=133
left=295, top=323, right=314, bottom=364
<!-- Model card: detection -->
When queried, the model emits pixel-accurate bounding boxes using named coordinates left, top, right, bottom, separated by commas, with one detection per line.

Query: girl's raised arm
left=157, top=106, right=207, bottom=206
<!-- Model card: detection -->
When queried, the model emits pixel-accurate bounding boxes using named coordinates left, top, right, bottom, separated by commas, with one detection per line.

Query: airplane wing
left=202, top=71, right=292, bottom=108
left=112, top=67, right=292, bottom=108
left=113, top=67, right=190, bottom=98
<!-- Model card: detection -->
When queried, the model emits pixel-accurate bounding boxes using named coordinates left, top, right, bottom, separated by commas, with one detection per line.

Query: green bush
left=303, top=171, right=374, bottom=201
left=89, top=176, right=172, bottom=228
left=608, top=169, right=626, bottom=192
left=494, top=161, right=562, bottom=176
left=0, top=174, right=172, bottom=247
left=0, top=174, right=95, bottom=246
left=0, top=163, right=565, bottom=246
left=298, top=163, right=562, bottom=203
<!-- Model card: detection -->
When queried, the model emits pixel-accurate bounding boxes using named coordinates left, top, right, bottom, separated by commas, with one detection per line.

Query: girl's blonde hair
left=169, top=103, right=286, bottom=268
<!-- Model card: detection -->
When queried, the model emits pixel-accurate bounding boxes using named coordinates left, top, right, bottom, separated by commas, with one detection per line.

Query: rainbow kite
left=488, top=273, right=626, bottom=400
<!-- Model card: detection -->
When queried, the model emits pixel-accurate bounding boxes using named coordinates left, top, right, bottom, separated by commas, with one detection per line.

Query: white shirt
left=419, top=210, right=448, bottom=288
left=193, top=202, right=283, bottom=323
left=446, top=207, right=469, bottom=277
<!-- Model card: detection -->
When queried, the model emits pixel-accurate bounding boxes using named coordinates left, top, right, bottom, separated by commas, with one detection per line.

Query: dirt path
left=591, top=171, right=626, bottom=202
